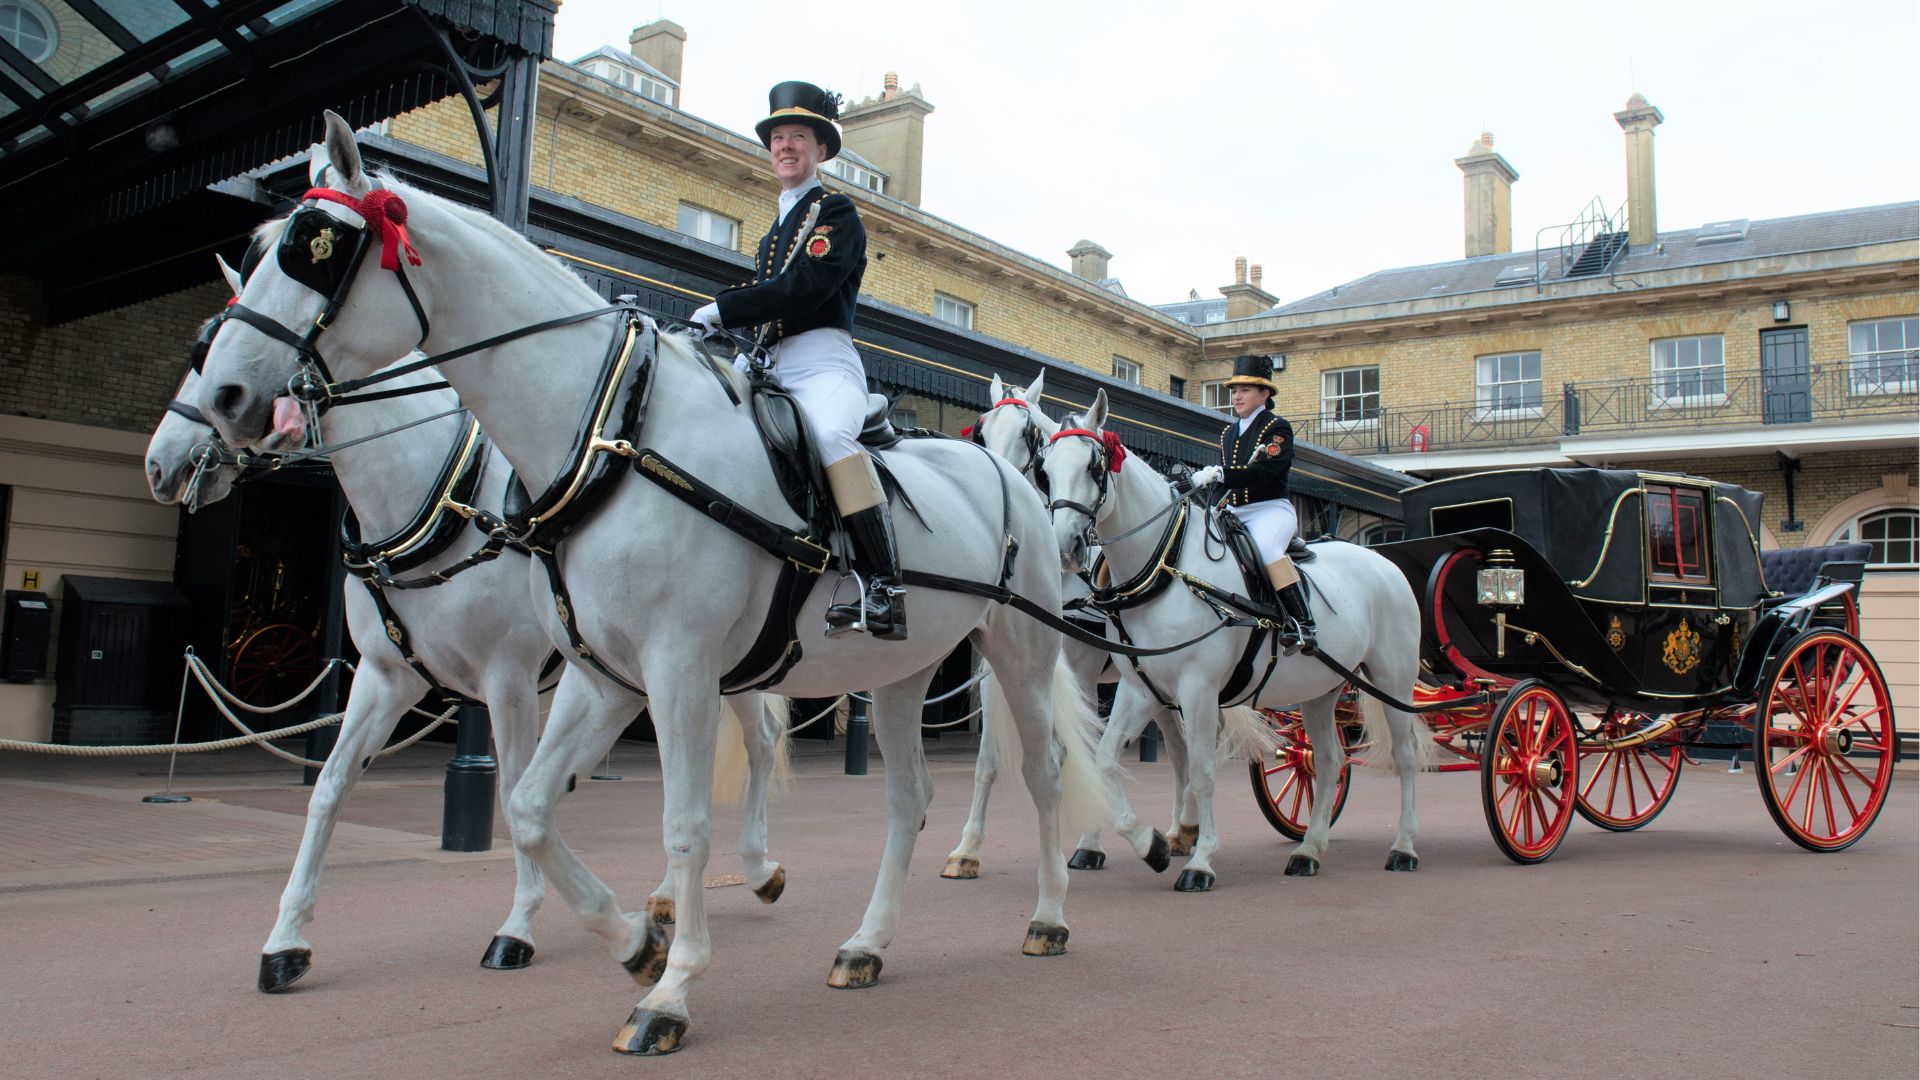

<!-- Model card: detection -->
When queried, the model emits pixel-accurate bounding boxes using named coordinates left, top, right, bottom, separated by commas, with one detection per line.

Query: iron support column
left=491, top=51, right=540, bottom=231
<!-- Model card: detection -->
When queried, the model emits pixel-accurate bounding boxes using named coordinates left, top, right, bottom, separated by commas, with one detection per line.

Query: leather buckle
left=787, top=535, right=831, bottom=575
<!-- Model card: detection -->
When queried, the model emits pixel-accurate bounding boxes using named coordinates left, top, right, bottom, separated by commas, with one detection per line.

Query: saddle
left=750, top=377, right=901, bottom=522
left=1212, top=514, right=1320, bottom=706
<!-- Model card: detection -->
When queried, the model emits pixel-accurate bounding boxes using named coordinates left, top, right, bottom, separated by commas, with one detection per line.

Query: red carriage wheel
left=1575, top=712, right=1684, bottom=832
left=230, top=623, right=321, bottom=706
left=1754, top=629, right=1897, bottom=852
left=1480, top=680, right=1579, bottom=864
left=1248, top=708, right=1353, bottom=841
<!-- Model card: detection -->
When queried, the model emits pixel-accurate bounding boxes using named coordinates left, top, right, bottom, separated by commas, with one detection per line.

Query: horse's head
left=1039, top=388, right=1127, bottom=572
left=195, top=111, right=429, bottom=447
left=148, top=258, right=293, bottom=508
left=975, top=371, right=1059, bottom=487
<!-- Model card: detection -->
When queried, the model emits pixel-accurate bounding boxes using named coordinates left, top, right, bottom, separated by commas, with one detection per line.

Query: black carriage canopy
left=1395, top=468, right=1768, bottom=608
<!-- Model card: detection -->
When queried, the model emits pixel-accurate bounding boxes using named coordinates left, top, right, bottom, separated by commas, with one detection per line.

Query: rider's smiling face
left=1229, top=384, right=1270, bottom=419
left=769, top=124, right=826, bottom=189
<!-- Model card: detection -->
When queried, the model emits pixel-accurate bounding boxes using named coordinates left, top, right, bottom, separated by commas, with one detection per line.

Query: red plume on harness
left=304, top=187, right=423, bottom=271
left=1049, top=427, right=1126, bottom=473
left=962, top=398, right=1030, bottom=439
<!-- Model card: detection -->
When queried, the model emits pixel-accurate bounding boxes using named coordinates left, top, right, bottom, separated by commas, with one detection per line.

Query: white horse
left=942, top=372, right=1195, bottom=879
left=1038, top=389, right=1433, bottom=889
left=149, top=277, right=791, bottom=994
left=190, top=113, right=1105, bottom=1055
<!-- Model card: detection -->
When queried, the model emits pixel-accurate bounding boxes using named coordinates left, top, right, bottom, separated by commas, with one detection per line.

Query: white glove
left=1190, top=465, right=1224, bottom=488
left=690, top=302, right=722, bottom=333
left=732, top=353, right=751, bottom=374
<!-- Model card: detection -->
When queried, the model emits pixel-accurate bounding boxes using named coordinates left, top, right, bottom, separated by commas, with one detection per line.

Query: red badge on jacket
left=807, top=236, right=831, bottom=258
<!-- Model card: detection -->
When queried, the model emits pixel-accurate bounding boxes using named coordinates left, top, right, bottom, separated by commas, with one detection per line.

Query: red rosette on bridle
left=1100, top=430, right=1126, bottom=472
left=304, top=187, right=422, bottom=271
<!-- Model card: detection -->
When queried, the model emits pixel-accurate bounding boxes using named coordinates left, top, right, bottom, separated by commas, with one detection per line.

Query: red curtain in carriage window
left=1646, top=485, right=1709, bottom=581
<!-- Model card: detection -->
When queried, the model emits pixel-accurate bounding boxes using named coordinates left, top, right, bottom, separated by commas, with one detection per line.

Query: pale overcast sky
left=550, top=1, right=1920, bottom=308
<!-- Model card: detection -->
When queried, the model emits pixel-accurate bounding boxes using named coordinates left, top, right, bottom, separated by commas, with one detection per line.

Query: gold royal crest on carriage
left=1661, top=619, right=1703, bottom=675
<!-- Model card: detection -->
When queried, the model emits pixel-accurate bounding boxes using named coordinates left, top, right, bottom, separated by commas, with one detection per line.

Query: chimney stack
left=840, top=73, right=936, bottom=205
left=1455, top=131, right=1519, bottom=257
left=629, top=20, right=686, bottom=86
left=1067, top=240, right=1112, bottom=282
left=1614, top=93, right=1663, bottom=247
left=1219, top=256, right=1277, bottom=319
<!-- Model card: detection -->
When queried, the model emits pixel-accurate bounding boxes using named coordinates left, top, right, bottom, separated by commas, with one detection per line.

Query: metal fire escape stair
left=1565, top=230, right=1629, bottom=277
left=1534, top=197, right=1630, bottom=290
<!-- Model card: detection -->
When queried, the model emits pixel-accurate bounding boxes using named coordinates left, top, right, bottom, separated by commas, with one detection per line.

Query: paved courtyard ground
left=1, top=737, right=1914, bottom=1079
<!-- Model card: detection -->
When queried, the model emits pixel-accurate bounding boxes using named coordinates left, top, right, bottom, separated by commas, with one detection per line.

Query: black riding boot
left=826, top=504, right=907, bottom=641
left=1276, top=579, right=1317, bottom=655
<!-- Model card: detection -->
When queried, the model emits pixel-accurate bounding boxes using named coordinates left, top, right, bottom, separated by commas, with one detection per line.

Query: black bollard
left=442, top=704, right=496, bottom=852
left=1139, top=720, right=1160, bottom=763
left=844, top=695, right=869, bottom=776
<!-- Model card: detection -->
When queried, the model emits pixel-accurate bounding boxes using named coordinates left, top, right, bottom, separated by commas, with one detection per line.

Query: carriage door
left=1760, top=327, right=1810, bottom=425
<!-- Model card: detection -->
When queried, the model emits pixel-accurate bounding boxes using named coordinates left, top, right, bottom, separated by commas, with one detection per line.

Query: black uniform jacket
left=714, top=185, right=867, bottom=345
left=1217, top=407, right=1294, bottom=507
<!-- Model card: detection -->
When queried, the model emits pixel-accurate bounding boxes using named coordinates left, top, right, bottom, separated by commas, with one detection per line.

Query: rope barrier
left=0, top=649, right=460, bottom=766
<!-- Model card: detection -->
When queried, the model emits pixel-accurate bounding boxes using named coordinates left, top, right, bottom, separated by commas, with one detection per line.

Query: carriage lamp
left=1476, top=551, right=1525, bottom=606
left=1476, top=550, right=1525, bottom=658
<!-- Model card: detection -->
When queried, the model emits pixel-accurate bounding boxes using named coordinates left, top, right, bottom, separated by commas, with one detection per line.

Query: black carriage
left=1249, top=467, right=1898, bottom=863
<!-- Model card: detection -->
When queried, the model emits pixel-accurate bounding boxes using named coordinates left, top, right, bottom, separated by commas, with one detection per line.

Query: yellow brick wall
left=1267, top=288, right=1918, bottom=422
left=388, top=99, right=1202, bottom=399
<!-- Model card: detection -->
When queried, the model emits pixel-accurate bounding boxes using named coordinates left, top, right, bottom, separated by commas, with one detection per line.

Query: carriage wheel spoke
left=1778, top=747, right=1814, bottom=808
left=1768, top=740, right=1811, bottom=777
left=1827, top=759, right=1863, bottom=821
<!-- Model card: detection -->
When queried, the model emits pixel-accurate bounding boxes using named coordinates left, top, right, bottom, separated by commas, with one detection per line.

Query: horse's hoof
left=612, top=1008, right=687, bottom=1055
left=939, top=855, right=980, bottom=880
left=1173, top=868, right=1216, bottom=893
left=1285, top=853, right=1321, bottom=877
left=753, top=866, right=786, bottom=904
left=621, top=922, right=670, bottom=986
left=644, top=895, right=676, bottom=926
left=1067, top=848, right=1106, bottom=871
left=827, top=949, right=882, bottom=989
left=1022, top=921, right=1068, bottom=957
left=257, top=949, right=311, bottom=993
left=1143, top=830, right=1171, bottom=874
left=1384, top=851, right=1419, bottom=872
left=1168, top=824, right=1199, bottom=856
left=480, top=935, right=534, bottom=970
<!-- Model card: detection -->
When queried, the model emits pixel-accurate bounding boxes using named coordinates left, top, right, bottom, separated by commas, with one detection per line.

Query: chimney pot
left=884, top=71, right=899, bottom=98
left=1219, top=256, right=1276, bottom=319
left=1456, top=132, right=1519, bottom=257
left=1067, top=239, right=1113, bottom=283
left=1234, top=256, right=1247, bottom=284
left=628, top=19, right=687, bottom=87
left=1250, top=264, right=1263, bottom=288
left=1614, top=94, right=1664, bottom=247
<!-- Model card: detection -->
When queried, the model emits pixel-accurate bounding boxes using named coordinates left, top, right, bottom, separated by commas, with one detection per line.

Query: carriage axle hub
left=1818, top=726, right=1850, bottom=756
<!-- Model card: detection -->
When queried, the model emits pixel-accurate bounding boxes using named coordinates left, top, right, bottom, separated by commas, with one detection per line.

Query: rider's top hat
left=754, top=81, right=843, bottom=160
left=1224, top=354, right=1277, bottom=394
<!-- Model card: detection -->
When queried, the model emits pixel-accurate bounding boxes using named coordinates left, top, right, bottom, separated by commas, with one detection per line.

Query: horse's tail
left=713, top=695, right=794, bottom=805
left=1355, top=678, right=1436, bottom=774
left=983, top=658, right=1111, bottom=838
left=1217, top=705, right=1280, bottom=763
left=763, top=694, right=795, bottom=793
left=714, top=698, right=751, bottom=805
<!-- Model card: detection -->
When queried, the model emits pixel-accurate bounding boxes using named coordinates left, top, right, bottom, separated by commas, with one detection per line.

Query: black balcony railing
left=1302, top=359, right=1917, bottom=457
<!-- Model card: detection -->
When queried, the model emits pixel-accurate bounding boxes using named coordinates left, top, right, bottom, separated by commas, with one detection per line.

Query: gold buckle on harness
left=787, top=535, right=831, bottom=575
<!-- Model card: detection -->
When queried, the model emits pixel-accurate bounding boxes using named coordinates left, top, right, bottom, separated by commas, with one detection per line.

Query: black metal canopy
left=0, top=0, right=553, bottom=270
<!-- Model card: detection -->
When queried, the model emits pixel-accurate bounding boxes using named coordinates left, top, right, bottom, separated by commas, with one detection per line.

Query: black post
left=1139, top=719, right=1160, bottom=763
left=305, top=490, right=351, bottom=786
left=492, top=52, right=541, bottom=232
left=844, top=695, right=869, bottom=776
left=442, top=704, right=496, bottom=852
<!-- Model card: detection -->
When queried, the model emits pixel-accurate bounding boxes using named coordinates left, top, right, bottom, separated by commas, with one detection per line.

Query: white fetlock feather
left=1216, top=705, right=1280, bottom=763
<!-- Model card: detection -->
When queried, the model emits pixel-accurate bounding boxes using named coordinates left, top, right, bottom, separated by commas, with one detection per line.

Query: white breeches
left=1227, top=498, right=1298, bottom=564
left=770, top=327, right=867, bottom=467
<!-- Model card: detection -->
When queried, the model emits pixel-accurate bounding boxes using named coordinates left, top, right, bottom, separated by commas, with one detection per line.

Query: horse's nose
left=146, top=458, right=173, bottom=500
left=211, top=383, right=246, bottom=421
